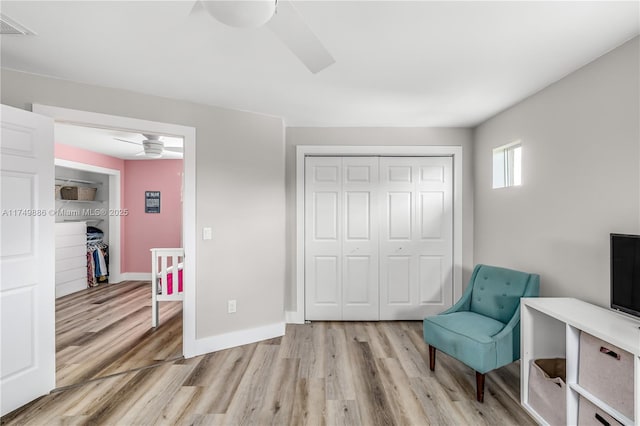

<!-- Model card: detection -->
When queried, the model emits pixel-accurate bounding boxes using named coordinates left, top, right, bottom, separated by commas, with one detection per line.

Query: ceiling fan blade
left=266, top=0, right=335, bottom=74
left=114, top=137, right=141, bottom=146
left=135, top=151, right=146, bottom=157
left=164, top=147, right=184, bottom=153
left=190, top=0, right=205, bottom=16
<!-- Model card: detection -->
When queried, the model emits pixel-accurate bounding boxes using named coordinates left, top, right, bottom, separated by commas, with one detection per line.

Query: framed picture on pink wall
left=145, top=191, right=161, bottom=213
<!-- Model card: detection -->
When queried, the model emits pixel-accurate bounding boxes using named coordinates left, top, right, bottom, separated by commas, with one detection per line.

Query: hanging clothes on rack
left=87, top=226, right=109, bottom=287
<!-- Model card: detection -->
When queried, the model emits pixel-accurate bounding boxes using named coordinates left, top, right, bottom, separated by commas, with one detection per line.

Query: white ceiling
left=1, top=1, right=638, bottom=127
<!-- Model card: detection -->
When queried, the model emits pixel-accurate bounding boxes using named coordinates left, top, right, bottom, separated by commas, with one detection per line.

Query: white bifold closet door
left=305, top=156, right=452, bottom=321
left=379, top=157, right=453, bottom=319
left=305, top=157, right=379, bottom=321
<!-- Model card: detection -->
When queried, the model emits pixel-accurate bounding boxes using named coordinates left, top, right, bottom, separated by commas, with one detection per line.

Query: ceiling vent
left=0, top=13, right=35, bottom=35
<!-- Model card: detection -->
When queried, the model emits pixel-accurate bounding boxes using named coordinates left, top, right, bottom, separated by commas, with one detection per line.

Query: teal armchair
left=423, top=264, right=540, bottom=402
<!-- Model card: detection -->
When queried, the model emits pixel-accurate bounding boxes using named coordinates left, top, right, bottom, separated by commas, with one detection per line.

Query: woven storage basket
left=578, top=396, right=622, bottom=426
left=60, top=186, right=97, bottom=201
left=578, top=331, right=634, bottom=420
left=528, top=358, right=566, bottom=426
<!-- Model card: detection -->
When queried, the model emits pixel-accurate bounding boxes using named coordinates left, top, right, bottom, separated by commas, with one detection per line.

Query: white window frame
left=493, top=141, right=522, bottom=189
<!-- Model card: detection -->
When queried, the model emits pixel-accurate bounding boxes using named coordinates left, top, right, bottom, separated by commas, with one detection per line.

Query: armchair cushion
left=423, top=311, right=506, bottom=373
left=469, top=265, right=533, bottom=324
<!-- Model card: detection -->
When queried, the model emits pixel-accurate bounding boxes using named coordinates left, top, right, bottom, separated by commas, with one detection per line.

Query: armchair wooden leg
left=475, top=371, right=485, bottom=403
left=428, top=345, right=436, bottom=371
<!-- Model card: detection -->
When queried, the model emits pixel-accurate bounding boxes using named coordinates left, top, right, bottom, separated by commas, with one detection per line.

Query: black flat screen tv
left=611, top=233, right=640, bottom=318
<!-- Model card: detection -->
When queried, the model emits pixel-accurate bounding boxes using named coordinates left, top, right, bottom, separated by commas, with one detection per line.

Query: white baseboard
left=120, top=272, right=152, bottom=281
left=108, top=272, right=123, bottom=284
left=285, top=310, right=305, bottom=324
left=186, top=322, right=286, bottom=358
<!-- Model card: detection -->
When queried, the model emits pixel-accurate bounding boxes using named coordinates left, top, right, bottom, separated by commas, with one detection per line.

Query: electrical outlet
left=228, top=299, right=236, bottom=313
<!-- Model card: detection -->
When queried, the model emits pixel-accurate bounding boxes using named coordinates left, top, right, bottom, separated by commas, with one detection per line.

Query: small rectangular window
left=493, top=141, right=522, bottom=189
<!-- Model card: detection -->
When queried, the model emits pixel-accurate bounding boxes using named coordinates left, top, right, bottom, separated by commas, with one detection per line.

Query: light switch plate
left=203, top=227, right=212, bottom=240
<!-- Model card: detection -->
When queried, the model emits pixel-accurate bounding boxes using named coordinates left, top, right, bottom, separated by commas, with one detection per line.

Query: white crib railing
left=151, top=247, right=184, bottom=328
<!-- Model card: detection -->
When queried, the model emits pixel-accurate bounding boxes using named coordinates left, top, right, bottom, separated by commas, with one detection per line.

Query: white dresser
left=55, top=222, right=86, bottom=298
left=521, top=297, right=640, bottom=426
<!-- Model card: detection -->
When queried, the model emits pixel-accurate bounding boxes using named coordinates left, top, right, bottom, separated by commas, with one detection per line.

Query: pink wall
left=55, top=143, right=183, bottom=275
left=123, top=160, right=183, bottom=273
left=55, top=143, right=127, bottom=270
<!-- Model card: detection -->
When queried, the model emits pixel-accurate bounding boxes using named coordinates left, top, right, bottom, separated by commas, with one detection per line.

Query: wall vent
left=1, top=13, right=35, bottom=35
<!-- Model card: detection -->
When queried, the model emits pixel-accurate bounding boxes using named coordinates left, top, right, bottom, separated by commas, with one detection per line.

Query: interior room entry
left=304, top=156, right=453, bottom=321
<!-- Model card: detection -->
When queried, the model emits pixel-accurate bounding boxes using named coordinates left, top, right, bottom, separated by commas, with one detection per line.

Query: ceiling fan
left=114, top=134, right=183, bottom=159
left=192, top=0, right=335, bottom=74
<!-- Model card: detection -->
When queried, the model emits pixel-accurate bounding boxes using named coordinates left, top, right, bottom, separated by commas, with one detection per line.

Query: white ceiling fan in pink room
left=114, top=134, right=184, bottom=159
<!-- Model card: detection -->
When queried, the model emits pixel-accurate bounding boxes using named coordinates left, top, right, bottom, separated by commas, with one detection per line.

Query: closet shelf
left=55, top=177, right=102, bottom=185
left=62, top=219, right=104, bottom=224
left=56, top=199, right=104, bottom=204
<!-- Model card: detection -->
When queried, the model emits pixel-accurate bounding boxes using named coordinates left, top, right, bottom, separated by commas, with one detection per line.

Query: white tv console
left=521, top=298, right=640, bottom=426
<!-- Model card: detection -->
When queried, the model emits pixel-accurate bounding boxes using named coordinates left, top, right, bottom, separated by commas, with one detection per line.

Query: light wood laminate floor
left=55, top=280, right=183, bottom=388
left=3, top=317, right=534, bottom=425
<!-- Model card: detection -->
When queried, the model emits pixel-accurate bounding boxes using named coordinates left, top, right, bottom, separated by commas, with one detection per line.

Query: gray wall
left=1, top=69, right=286, bottom=338
left=285, top=127, right=475, bottom=313
left=473, top=37, right=640, bottom=307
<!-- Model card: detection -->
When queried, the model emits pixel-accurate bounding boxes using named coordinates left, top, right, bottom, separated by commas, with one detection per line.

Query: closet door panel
left=312, top=256, right=340, bottom=304
left=420, top=164, right=445, bottom=182
left=419, top=192, right=444, bottom=239
left=345, top=192, right=370, bottom=240
left=313, top=192, right=339, bottom=240
left=419, top=255, right=445, bottom=304
left=387, top=192, right=412, bottom=240
left=305, top=157, right=342, bottom=320
left=313, top=163, right=339, bottom=183
left=387, top=165, right=412, bottom=183
left=380, top=158, right=415, bottom=319
left=380, top=157, right=453, bottom=319
left=342, top=157, right=379, bottom=320
left=416, top=157, right=453, bottom=313
left=343, top=255, right=371, bottom=303
left=385, top=255, right=411, bottom=304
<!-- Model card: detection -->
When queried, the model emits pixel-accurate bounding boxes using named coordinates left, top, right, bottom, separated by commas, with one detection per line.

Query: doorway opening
left=33, top=104, right=197, bottom=388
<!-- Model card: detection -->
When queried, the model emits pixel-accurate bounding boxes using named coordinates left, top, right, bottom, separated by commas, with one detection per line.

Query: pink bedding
left=160, top=264, right=183, bottom=295
left=165, top=269, right=183, bottom=294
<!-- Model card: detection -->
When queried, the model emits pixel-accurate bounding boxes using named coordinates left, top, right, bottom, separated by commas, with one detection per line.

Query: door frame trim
left=290, top=145, right=463, bottom=324
left=32, top=104, right=198, bottom=358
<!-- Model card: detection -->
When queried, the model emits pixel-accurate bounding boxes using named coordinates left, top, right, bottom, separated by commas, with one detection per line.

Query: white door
left=1, top=105, right=55, bottom=416
left=379, top=157, right=453, bottom=319
left=305, top=157, right=379, bottom=320
left=341, top=157, right=379, bottom=320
